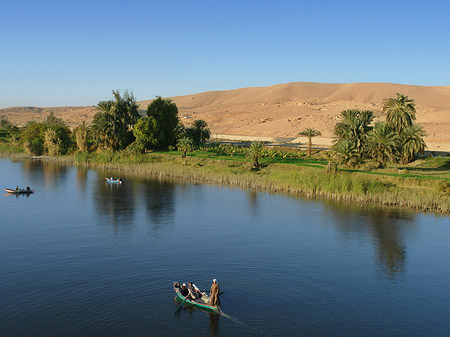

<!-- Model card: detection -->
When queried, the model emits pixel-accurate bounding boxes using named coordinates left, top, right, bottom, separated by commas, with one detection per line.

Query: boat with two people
left=105, top=177, right=123, bottom=184
left=173, top=281, right=221, bottom=313
left=4, top=186, right=34, bottom=194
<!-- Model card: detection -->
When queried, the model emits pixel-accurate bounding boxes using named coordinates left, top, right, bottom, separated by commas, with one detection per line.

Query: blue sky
left=1, top=0, right=449, bottom=108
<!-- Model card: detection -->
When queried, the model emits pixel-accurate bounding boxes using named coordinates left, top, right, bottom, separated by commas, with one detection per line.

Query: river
left=1, top=158, right=449, bottom=336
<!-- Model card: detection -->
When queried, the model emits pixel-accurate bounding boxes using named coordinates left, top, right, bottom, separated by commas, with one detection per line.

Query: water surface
left=1, top=158, right=449, bottom=336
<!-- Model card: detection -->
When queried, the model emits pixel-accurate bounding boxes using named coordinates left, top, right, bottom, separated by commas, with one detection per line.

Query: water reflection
left=3, top=192, right=33, bottom=199
left=368, top=210, right=410, bottom=278
left=209, top=312, right=219, bottom=337
left=174, top=301, right=220, bottom=337
left=324, top=200, right=415, bottom=279
left=75, top=166, right=89, bottom=195
left=141, top=179, right=175, bottom=234
left=22, top=159, right=69, bottom=188
left=247, top=190, right=259, bottom=216
left=93, top=173, right=136, bottom=233
left=22, top=159, right=420, bottom=280
left=90, top=175, right=176, bottom=237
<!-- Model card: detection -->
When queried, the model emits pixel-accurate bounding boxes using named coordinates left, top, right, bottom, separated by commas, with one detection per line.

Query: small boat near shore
left=4, top=188, right=34, bottom=194
left=173, top=281, right=221, bottom=313
left=105, top=177, right=123, bottom=184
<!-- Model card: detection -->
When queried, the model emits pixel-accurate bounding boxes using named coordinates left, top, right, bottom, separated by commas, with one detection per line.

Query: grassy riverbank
left=0, top=143, right=25, bottom=158
left=2, top=145, right=449, bottom=212
left=54, top=150, right=450, bottom=213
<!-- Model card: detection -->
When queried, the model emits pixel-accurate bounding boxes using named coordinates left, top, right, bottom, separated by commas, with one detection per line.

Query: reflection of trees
left=324, top=200, right=415, bottom=279
left=142, top=179, right=175, bottom=233
left=22, top=159, right=68, bottom=187
left=75, top=166, right=88, bottom=195
left=248, top=190, right=259, bottom=216
left=368, top=209, right=411, bottom=278
left=93, top=173, right=135, bottom=234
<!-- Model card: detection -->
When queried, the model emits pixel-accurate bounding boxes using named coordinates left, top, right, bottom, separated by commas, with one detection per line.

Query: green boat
left=173, top=281, right=221, bottom=313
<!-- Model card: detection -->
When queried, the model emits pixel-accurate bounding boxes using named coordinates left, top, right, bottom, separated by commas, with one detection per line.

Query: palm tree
left=192, top=119, right=211, bottom=143
left=92, top=111, right=116, bottom=149
left=75, top=122, right=89, bottom=152
left=366, top=123, right=400, bottom=167
left=401, top=124, right=426, bottom=163
left=333, top=109, right=374, bottom=157
left=382, top=93, right=416, bottom=134
left=93, top=90, right=140, bottom=150
left=177, top=136, right=193, bottom=160
left=247, top=141, right=263, bottom=169
left=299, top=128, right=321, bottom=155
left=332, top=139, right=359, bottom=167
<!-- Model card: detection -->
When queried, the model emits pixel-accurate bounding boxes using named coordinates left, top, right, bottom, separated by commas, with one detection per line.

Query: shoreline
left=35, top=152, right=450, bottom=214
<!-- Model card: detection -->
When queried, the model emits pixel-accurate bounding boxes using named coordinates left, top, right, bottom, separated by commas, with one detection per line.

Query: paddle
left=174, top=294, right=189, bottom=313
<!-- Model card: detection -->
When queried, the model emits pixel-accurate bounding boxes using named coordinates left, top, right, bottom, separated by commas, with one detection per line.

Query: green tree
left=366, top=123, right=400, bottom=167
left=0, top=119, right=20, bottom=143
left=400, top=124, right=427, bottom=163
left=92, top=90, right=140, bottom=150
left=247, top=141, right=263, bottom=169
left=146, top=97, right=180, bottom=149
left=74, top=122, right=90, bottom=152
left=333, top=109, right=374, bottom=157
left=132, top=116, right=160, bottom=152
left=299, top=128, right=321, bottom=156
left=21, top=123, right=46, bottom=155
left=191, top=119, right=211, bottom=143
left=177, top=136, right=193, bottom=161
left=382, top=93, right=416, bottom=134
left=92, top=110, right=116, bottom=149
left=332, top=139, right=359, bottom=167
left=44, top=129, right=62, bottom=155
left=21, top=122, right=72, bottom=155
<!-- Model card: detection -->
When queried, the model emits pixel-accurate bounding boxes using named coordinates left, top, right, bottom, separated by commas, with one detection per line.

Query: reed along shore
left=45, top=151, right=450, bottom=214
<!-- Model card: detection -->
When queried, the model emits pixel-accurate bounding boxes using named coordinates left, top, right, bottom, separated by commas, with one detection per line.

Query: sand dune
left=1, top=82, right=449, bottom=146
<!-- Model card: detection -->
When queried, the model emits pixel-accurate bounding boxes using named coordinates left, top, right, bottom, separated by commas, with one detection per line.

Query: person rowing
left=187, top=282, right=202, bottom=300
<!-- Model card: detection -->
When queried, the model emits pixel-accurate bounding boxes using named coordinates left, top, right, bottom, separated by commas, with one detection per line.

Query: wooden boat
left=4, top=188, right=34, bottom=194
left=105, top=177, right=122, bottom=183
left=173, top=281, right=221, bottom=313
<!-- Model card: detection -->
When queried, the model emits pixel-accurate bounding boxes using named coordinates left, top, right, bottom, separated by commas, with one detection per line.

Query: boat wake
left=219, top=311, right=269, bottom=336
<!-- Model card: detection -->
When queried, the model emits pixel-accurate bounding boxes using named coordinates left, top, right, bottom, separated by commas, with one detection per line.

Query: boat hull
left=4, top=188, right=34, bottom=194
left=105, top=178, right=122, bottom=184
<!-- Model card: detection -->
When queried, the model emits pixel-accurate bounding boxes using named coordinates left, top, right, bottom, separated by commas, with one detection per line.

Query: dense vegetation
left=1, top=91, right=448, bottom=212
left=332, top=93, right=426, bottom=167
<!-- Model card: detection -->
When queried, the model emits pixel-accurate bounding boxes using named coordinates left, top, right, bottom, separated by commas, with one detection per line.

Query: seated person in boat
left=16, top=186, right=19, bottom=191
left=187, top=282, right=202, bottom=300
left=180, top=283, right=189, bottom=297
left=26, top=186, right=30, bottom=191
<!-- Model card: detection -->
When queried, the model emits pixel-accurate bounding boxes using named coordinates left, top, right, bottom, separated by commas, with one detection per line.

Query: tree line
left=1, top=90, right=211, bottom=156
left=331, top=93, right=426, bottom=167
left=1, top=91, right=426, bottom=169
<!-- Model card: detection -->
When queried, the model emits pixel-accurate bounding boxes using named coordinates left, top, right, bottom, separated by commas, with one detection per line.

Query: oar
left=174, top=294, right=189, bottom=313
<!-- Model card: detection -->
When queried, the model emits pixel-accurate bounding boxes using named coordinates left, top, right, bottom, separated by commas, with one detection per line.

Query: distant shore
left=29, top=151, right=449, bottom=214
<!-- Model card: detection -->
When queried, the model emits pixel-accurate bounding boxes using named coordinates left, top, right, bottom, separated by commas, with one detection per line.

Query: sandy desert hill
left=1, top=82, right=449, bottom=146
